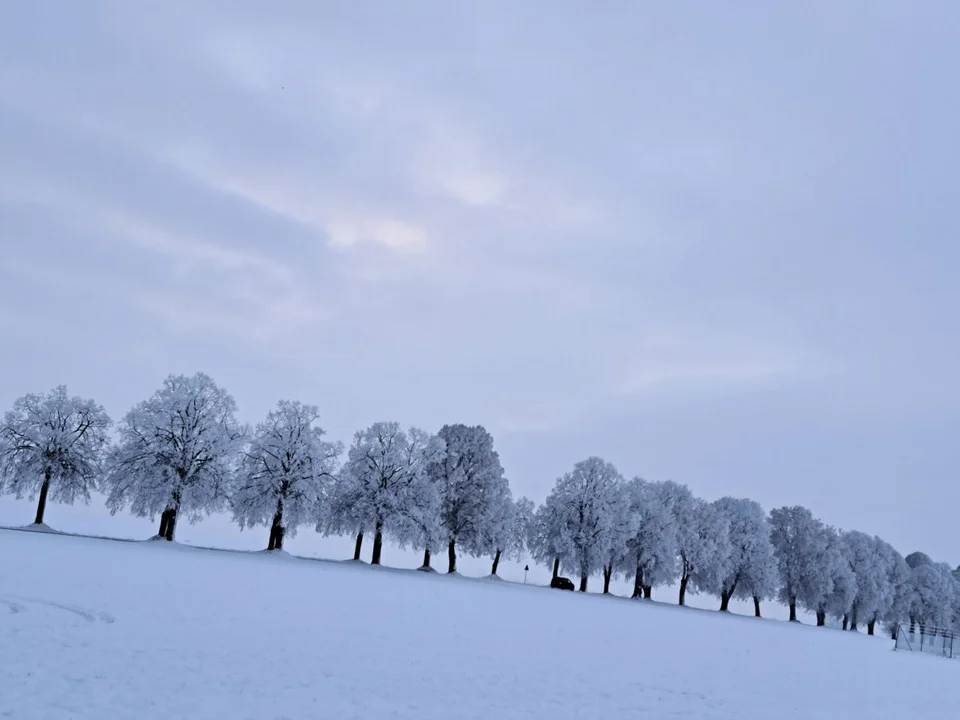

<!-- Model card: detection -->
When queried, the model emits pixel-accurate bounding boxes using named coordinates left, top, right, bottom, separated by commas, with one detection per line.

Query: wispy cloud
left=326, top=218, right=428, bottom=253
left=100, top=212, right=326, bottom=343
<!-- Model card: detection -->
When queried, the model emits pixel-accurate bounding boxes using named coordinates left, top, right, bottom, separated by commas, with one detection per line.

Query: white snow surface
left=0, top=529, right=955, bottom=720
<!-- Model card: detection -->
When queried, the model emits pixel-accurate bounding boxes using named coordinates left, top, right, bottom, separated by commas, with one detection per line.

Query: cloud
left=159, top=150, right=432, bottom=256
left=609, top=330, right=828, bottom=398
left=100, top=212, right=325, bottom=343
left=326, top=218, right=428, bottom=253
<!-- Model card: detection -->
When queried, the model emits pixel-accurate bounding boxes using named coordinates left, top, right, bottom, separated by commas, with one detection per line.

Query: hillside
left=0, top=528, right=954, bottom=719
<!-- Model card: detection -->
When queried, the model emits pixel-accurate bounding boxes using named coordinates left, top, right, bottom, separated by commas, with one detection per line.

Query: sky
left=1, top=1, right=959, bottom=590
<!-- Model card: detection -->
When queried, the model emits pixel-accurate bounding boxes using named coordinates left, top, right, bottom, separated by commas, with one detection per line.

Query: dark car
left=550, top=576, right=575, bottom=591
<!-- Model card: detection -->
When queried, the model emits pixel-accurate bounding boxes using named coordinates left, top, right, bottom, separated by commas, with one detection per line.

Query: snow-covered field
left=0, top=529, right=954, bottom=719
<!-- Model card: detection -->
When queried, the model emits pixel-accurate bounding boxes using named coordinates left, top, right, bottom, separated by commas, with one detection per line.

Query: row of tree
left=2, top=375, right=957, bottom=636
left=0, top=375, right=524, bottom=574
left=532, top=460, right=960, bottom=636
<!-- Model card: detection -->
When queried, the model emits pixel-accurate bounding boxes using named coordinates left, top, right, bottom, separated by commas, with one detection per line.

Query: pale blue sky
left=2, top=2, right=958, bottom=581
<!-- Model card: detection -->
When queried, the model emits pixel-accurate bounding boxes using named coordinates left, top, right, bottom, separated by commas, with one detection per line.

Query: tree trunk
left=268, top=523, right=285, bottom=551
left=579, top=574, right=588, bottom=592
left=353, top=531, right=364, bottom=561
left=753, top=596, right=762, bottom=618
left=268, top=504, right=284, bottom=550
left=842, top=614, right=849, bottom=631
left=867, top=619, right=876, bottom=636
left=816, top=609, right=826, bottom=627
left=164, top=507, right=178, bottom=541
left=422, top=548, right=432, bottom=569
left=789, top=598, right=797, bottom=622
left=447, top=539, right=457, bottom=574
left=552, top=557, right=560, bottom=581
left=720, top=591, right=731, bottom=612
left=849, top=608, right=858, bottom=632
left=491, top=549, right=502, bottom=576
left=643, top=585, right=652, bottom=599
left=34, top=469, right=52, bottom=525
left=602, top=565, right=612, bottom=594
left=371, top=521, right=384, bottom=565
left=632, top=565, right=644, bottom=599
left=679, top=575, right=689, bottom=606
left=158, top=510, right=169, bottom=539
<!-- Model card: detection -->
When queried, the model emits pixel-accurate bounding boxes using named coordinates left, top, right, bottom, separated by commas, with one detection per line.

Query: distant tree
left=232, top=401, right=342, bottom=551
left=0, top=386, right=111, bottom=526
left=624, top=480, right=686, bottom=599
left=905, top=551, right=933, bottom=570
left=485, top=494, right=534, bottom=577
left=545, top=457, right=624, bottom=592
left=324, top=422, right=444, bottom=565
left=428, top=424, right=509, bottom=574
left=952, top=568, right=960, bottom=633
left=104, top=373, right=244, bottom=541
left=769, top=506, right=834, bottom=622
left=677, top=498, right=731, bottom=606
left=910, top=561, right=957, bottom=633
left=711, top=497, right=778, bottom=615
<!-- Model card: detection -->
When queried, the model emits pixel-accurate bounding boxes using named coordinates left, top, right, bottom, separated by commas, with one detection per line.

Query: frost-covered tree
left=769, top=506, right=835, bottom=622
left=841, top=530, right=891, bottom=631
left=905, top=551, right=933, bottom=570
left=677, top=498, right=731, bottom=606
left=624, top=479, right=688, bottom=599
left=711, top=497, right=778, bottom=614
left=953, top=568, right=960, bottom=633
left=320, top=473, right=368, bottom=561
left=542, top=457, right=624, bottom=591
left=910, top=561, right=957, bottom=633
left=485, top=495, right=534, bottom=576
left=323, top=422, right=445, bottom=566
left=528, top=493, right=574, bottom=581
left=0, top=386, right=111, bottom=526
left=104, top=373, right=244, bottom=541
left=395, top=464, right=445, bottom=572
left=876, top=543, right=911, bottom=636
left=806, top=526, right=855, bottom=627
left=597, top=484, right=638, bottom=595
left=427, top=424, right=509, bottom=574
left=232, top=401, right=342, bottom=551
left=825, top=531, right=860, bottom=628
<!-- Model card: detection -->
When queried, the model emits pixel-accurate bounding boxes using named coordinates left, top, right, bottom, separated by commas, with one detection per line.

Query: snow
left=15, top=522, right=61, bottom=534
left=1, top=528, right=955, bottom=720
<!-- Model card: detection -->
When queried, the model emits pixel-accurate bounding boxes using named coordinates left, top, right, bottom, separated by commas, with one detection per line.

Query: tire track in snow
left=2, top=595, right=115, bottom=623
left=1, top=599, right=25, bottom=614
